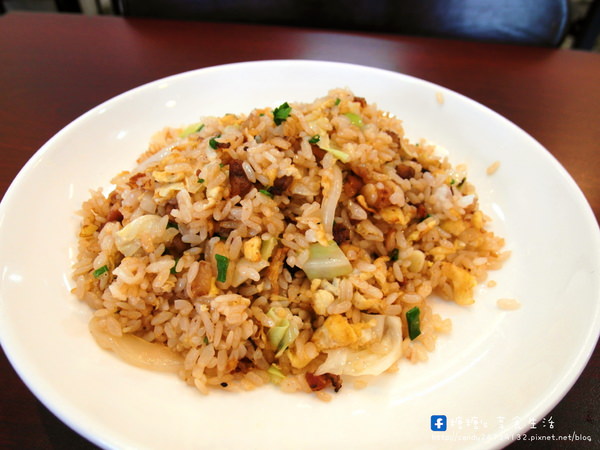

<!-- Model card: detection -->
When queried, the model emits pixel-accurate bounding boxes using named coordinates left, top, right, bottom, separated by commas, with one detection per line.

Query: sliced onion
left=89, top=317, right=183, bottom=373
left=321, top=162, right=343, bottom=236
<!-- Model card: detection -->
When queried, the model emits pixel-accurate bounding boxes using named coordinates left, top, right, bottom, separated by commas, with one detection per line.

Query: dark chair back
left=114, top=0, right=569, bottom=47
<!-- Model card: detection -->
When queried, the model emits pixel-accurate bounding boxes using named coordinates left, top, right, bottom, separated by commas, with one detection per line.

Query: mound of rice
left=72, top=89, right=507, bottom=398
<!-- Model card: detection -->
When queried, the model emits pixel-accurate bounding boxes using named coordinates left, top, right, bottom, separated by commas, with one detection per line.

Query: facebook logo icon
left=430, top=415, right=447, bottom=431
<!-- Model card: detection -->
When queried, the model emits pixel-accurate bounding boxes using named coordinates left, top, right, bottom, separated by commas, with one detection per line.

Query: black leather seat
left=113, top=0, right=570, bottom=47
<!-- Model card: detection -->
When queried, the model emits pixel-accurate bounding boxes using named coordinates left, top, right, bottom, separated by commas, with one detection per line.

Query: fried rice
left=71, top=89, right=508, bottom=397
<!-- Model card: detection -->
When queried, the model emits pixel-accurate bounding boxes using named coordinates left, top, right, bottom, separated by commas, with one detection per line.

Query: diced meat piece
left=311, top=143, right=326, bottom=161
left=229, top=159, right=253, bottom=198
left=233, top=357, right=254, bottom=374
left=305, top=372, right=328, bottom=391
left=329, top=373, right=342, bottom=392
left=305, top=372, right=343, bottom=393
left=353, top=96, right=367, bottom=107
left=332, top=223, right=350, bottom=245
left=343, top=172, right=364, bottom=198
left=167, top=233, right=188, bottom=257
left=396, top=163, right=415, bottom=179
left=106, top=207, right=123, bottom=223
left=214, top=141, right=230, bottom=149
left=388, top=131, right=402, bottom=148
left=269, top=175, right=293, bottom=196
left=415, top=203, right=428, bottom=221
left=189, top=261, right=213, bottom=298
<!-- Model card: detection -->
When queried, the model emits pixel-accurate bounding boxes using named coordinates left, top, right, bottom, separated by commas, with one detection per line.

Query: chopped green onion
left=259, top=189, right=274, bottom=198
left=93, top=265, right=109, bottom=278
left=321, top=146, right=350, bottom=163
left=389, top=248, right=399, bottom=262
left=308, top=134, right=320, bottom=144
left=167, top=221, right=179, bottom=229
left=334, top=98, right=341, bottom=106
left=197, top=178, right=205, bottom=183
left=180, top=123, right=204, bottom=138
left=406, top=307, right=421, bottom=340
left=209, top=135, right=221, bottom=150
left=267, top=364, right=286, bottom=384
left=273, top=102, right=292, bottom=125
left=215, top=254, right=229, bottom=283
left=203, top=336, right=209, bottom=345
left=450, top=179, right=456, bottom=185
left=219, top=163, right=225, bottom=168
left=418, top=213, right=432, bottom=223
left=302, top=241, right=353, bottom=280
left=170, top=257, right=180, bottom=274
left=344, top=112, right=364, bottom=128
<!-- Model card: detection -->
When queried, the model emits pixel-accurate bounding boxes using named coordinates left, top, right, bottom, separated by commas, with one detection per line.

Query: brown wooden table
left=1, top=11, right=598, bottom=449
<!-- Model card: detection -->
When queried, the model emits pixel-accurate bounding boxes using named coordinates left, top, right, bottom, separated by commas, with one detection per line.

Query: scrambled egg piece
left=311, top=314, right=373, bottom=351
left=287, top=348, right=314, bottom=369
left=380, top=206, right=409, bottom=225
left=312, top=315, right=357, bottom=350
left=407, top=216, right=438, bottom=241
left=352, top=292, right=380, bottom=311
left=440, top=219, right=467, bottom=236
left=442, top=262, right=476, bottom=305
left=152, top=170, right=184, bottom=183
left=243, top=236, right=262, bottom=262
left=471, top=211, right=484, bottom=230
left=79, top=224, right=98, bottom=237
left=312, top=289, right=335, bottom=316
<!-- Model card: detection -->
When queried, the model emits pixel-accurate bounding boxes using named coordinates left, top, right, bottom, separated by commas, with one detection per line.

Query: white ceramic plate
left=1, top=60, right=599, bottom=450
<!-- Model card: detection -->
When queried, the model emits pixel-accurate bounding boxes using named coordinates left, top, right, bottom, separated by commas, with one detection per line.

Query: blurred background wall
left=1, top=0, right=598, bottom=51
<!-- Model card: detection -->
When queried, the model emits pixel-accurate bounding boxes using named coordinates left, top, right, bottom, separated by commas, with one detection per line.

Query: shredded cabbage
left=301, top=241, right=352, bottom=280
left=315, top=315, right=403, bottom=376
left=115, top=214, right=177, bottom=257
left=266, top=309, right=299, bottom=357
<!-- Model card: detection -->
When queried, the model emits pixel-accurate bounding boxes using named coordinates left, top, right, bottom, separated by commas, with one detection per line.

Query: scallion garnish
left=273, top=102, right=292, bottom=125
left=389, top=248, right=399, bottom=262
left=309, top=134, right=320, bottom=144
left=167, top=221, right=179, bottom=229
left=344, top=112, right=364, bottom=128
left=406, top=307, right=421, bottom=340
left=179, top=123, right=204, bottom=138
left=259, top=189, right=274, bottom=198
left=93, top=265, right=109, bottom=278
left=209, top=136, right=220, bottom=150
left=334, top=98, right=341, bottom=106
left=215, top=254, right=229, bottom=282
left=197, top=178, right=205, bottom=183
